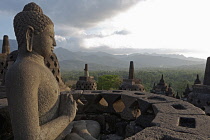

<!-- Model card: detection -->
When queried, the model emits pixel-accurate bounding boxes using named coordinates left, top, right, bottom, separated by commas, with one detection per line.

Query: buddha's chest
left=38, top=67, right=60, bottom=117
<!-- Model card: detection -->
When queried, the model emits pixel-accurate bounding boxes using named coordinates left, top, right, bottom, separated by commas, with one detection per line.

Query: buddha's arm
left=6, top=69, right=74, bottom=140
left=39, top=116, right=72, bottom=139
left=6, top=70, right=42, bottom=139
left=39, top=97, right=76, bottom=140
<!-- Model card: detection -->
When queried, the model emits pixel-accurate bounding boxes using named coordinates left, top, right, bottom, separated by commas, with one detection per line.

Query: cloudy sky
left=0, top=0, right=210, bottom=59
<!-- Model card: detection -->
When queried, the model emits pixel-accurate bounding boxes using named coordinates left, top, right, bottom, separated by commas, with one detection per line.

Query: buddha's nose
left=53, top=38, right=57, bottom=47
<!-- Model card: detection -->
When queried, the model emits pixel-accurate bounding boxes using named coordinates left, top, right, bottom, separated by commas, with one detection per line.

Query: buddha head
left=14, top=2, right=56, bottom=57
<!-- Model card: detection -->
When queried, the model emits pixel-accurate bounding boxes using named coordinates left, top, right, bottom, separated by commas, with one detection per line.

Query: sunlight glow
left=84, top=0, right=210, bottom=58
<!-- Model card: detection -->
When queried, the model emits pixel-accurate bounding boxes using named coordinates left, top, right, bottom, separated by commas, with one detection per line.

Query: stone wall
left=0, top=98, right=12, bottom=140
left=1, top=90, right=210, bottom=139
left=69, top=90, right=210, bottom=139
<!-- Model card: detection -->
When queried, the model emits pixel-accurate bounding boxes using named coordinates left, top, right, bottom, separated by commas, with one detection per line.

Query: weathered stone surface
left=126, top=126, right=208, bottom=140
left=64, top=90, right=210, bottom=139
left=0, top=98, right=12, bottom=140
left=125, top=121, right=143, bottom=138
left=0, top=92, right=6, bottom=99
left=120, top=94, right=140, bottom=120
left=67, top=90, right=210, bottom=139
left=2, top=88, right=210, bottom=139
left=152, top=113, right=210, bottom=137
left=135, top=114, right=155, bottom=128
left=146, top=94, right=178, bottom=104
left=115, top=121, right=128, bottom=137
left=0, top=98, right=7, bottom=108
left=101, top=134, right=123, bottom=140
left=187, top=84, right=210, bottom=115
left=152, top=100, right=205, bottom=115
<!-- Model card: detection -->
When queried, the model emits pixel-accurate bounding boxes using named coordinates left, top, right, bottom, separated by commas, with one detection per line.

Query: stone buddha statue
left=4, top=50, right=70, bottom=91
left=5, top=2, right=99, bottom=140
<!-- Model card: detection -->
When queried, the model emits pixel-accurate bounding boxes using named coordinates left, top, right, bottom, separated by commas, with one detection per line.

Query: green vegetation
left=62, top=68, right=205, bottom=95
left=97, top=75, right=122, bottom=90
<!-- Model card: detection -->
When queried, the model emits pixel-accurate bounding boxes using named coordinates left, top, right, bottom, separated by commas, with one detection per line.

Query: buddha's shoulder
left=8, top=59, right=47, bottom=74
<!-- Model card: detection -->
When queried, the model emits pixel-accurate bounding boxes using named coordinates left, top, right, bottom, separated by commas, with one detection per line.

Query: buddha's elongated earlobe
left=26, top=26, right=34, bottom=52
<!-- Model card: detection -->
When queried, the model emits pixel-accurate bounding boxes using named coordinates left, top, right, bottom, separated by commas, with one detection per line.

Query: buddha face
left=32, top=24, right=56, bottom=58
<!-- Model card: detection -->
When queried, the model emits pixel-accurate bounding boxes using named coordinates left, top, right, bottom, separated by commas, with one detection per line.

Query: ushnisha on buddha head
left=14, top=2, right=56, bottom=58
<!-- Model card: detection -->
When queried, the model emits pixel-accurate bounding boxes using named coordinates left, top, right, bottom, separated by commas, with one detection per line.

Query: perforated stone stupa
left=44, top=52, right=70, bottom=92
left=120, top=61, right=145, bottom=91
left=76, top=64, right=97, bottom=90
left=183, top=84, right=192, bottom=98
left=0, top=35, right=10, bottom=84
left=0, top=35, right=11, bottom=98
left=150, top=74, right=173, bottom=96
left=1, top=49, right=70, bottom=93
left=194, top=74, right=202, bottom=85
left=188, top=57, right=210, bottom=114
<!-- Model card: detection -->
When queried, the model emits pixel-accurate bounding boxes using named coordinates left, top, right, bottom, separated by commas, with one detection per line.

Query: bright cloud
left=1, top=0, right=210, bottom=59
left=83, top=0, right=210, bottom=58
left=55, top=35, right=66, bottom=42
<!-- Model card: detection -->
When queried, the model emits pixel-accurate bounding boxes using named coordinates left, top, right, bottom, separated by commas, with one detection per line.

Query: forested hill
left=54, top=48, right=205, bottom=71
left=0, top=40, right=206, bottom=71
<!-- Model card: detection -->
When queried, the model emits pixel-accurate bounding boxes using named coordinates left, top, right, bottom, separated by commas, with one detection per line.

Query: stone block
left=115, top=121, right=128, bottom=137
left=0, top=98, right=7, bottom=108
left=125, top=121, right=143, bottom=138
left=101, top=134, right=123, bottom=140
left=152, top=113, right=210, bottom=137
left=135, top=114, right=155, bottom=128
left=0, top=92, right=6, bottom=99
left=0, top=98, right=12, bottom=140
left=152, top=100, right=205, bottom=115
left=125, top=126, right=208, bottom=140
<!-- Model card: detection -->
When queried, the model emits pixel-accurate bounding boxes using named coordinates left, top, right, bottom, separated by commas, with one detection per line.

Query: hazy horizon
left=0, top=38, right=208, bottom=60
left=1, top=0, right=210, bottom=59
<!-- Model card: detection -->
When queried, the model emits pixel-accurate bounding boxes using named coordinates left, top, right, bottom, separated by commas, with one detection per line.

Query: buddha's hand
left=59, top=93, right=77, bottom=122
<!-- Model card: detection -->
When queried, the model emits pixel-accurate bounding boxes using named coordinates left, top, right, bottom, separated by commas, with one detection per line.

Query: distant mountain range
left=0, top=39, right=206, bottom=71
left=54, top=48, right=206, bottom=71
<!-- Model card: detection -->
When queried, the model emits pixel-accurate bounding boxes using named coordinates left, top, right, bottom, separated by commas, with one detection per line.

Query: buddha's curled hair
left=14, top=2, right=53, bottom=46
